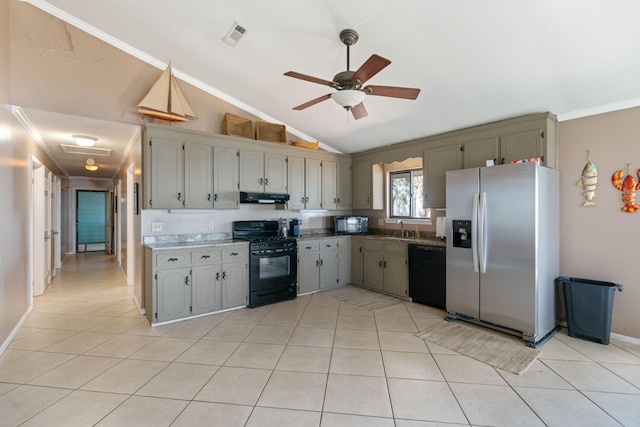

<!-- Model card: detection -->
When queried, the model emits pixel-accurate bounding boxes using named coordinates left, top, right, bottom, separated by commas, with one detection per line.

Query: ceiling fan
left=284, top=29, right=420, bottom=120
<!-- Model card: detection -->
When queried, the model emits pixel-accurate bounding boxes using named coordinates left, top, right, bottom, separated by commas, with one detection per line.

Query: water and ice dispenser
left=452, top=220, right=472, bottom=248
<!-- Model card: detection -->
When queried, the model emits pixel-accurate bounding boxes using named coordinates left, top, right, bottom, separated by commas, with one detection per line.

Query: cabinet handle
left=501, top=157, right=505, bottom=164
left=367, top=197, right=371, bottom=203
left=383, top=261, right=387, bottom=268
left=325, top=244, right=332, bottom=248
left=216, top=272, right=220, bottom=281
left=337, top=198, right=340, bottom=203
left=200, top=255, right=210, bottom=259
left=177, top=192, right=182, bottom=201
left=214, top=194, right=218, bottom=202
left=185, top=276, right=190, bottom=286
left=230, top=252, right=238, bottom=256
left=316, top=260, right=319, bottom=267
left=222, top=271, right=226, bottom=280
left=305, top=197, right=309, bottom=203
left=301, top=197, right=305, bottom=203
left=265, top=178, right=269, bottom=185
left=378, top=260, right=382, bottom=268
left=359, top=247, right=362, bottom=253
left=320, top=259, right=323, bottom=266
left=305, top=246, right=312, bottom=250
left=259, top=178, right=264, bottom=185
left=168, top=257, right=178, bottom=262
left=207, top=193, right=211, bottom=201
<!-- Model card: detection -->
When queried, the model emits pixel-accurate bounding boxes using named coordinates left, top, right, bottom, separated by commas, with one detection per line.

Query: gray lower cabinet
left=362, top=239, right=408, bottom=298
left=351, top=238, right=364, bottom=286
left=297, top=239, right=339, bottom=294
left=337, top=237, right=351, bottom=285
left=145, top=244, right=248, bottom=324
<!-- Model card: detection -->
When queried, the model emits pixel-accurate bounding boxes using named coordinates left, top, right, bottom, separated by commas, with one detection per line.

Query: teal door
left=77, top=190, right=107, bottom=252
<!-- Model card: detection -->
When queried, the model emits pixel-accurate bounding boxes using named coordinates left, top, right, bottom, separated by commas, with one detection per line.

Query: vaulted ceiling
left=10, top=0, right=640, bottom=178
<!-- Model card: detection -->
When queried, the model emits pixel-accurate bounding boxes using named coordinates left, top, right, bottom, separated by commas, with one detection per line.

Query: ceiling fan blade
left=284, top=71, right=336, bottom=86
left=351, top=54, right=391, bottom=84
left=365, top=85, right=421, bottom=99
left=292, top=93, right=332, bottom=110
left=351, top=102, right=368, bottom=120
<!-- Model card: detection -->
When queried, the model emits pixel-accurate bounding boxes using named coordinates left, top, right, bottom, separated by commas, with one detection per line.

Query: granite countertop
left=145, top=239, right=247, bottom=250
left=295, top=233, right=446, bottom=247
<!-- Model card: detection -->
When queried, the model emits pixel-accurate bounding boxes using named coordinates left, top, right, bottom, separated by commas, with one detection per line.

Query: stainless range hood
left=239, top=192, right=290, bottom=204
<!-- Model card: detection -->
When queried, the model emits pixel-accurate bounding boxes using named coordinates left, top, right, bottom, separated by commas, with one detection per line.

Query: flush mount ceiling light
left=73, top=135, right=97, bottom=147
left=330, top=89, right=367, bottom=111
left=85, top=158, right=98, bottom=171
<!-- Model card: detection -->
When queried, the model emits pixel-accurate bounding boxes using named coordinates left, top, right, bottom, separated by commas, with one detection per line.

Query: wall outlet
left=378, top=219, right=384, bottom=226
left=151, top=222, right=163, bottom=232
left=208, top=221, right=215, bottom=230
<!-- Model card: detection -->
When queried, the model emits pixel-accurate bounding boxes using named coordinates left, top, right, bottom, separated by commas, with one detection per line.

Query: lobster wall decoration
left=611, top=164, right=640, bottom=213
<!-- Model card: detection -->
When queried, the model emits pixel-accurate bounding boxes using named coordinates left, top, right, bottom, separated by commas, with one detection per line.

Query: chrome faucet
left=397, top=220, right=405, bottom=237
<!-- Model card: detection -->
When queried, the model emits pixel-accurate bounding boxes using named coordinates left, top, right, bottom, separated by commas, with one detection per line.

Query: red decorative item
left=611, top=166, right=640, bottom=213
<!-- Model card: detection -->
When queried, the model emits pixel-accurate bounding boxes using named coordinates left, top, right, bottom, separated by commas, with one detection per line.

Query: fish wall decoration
left=611, top=164, right=640, bottom=213
left=577, top=154, right=598, bottom=207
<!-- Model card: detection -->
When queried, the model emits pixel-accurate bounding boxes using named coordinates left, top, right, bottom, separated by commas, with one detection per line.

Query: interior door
left=77, top=190, right=107, bottom=253
left=44, top=169, right=51, bottom=286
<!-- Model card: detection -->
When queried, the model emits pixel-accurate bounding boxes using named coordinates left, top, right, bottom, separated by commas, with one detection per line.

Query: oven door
left=250, top=247, right=297, bottom=291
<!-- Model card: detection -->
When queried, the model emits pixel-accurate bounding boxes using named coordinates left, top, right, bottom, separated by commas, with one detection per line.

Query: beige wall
left=558, top=107, right=640, bottom=339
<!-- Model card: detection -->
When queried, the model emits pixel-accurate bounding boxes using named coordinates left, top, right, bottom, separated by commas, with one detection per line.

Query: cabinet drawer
left=318, top=240, right=338, bottom=252
left=222, top=246, right=247, bottom=261
left=298, top=241, right=319, bottom=253
left=191, top=249, right=222, bottom=264
left=363, top=239, right=384, bottom=252
left=384, top=242, right=407, bottom=255
left=156, top=251, right=189, bottom=267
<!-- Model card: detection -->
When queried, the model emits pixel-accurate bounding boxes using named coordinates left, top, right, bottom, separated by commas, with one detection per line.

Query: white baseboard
left=611, top=333, right=640, bottom=346
left=0, top=305, right=33, bottom=357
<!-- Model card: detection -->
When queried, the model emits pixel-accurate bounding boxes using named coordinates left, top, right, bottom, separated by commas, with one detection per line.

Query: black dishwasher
left=408, top=245, right=446, bottom=309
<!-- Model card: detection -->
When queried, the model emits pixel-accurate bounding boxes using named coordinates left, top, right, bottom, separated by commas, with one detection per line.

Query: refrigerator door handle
left=472, top=192, right=479, bottom=273
left=478, top=191, right=487, bottom=273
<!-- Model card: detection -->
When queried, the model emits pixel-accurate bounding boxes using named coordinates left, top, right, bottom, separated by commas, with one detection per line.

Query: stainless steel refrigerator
left=445, top=162, right=559, bottom=347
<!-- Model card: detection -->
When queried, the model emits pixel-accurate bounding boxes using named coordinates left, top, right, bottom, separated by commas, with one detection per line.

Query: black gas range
left=233, top=221, right=297, bottom=308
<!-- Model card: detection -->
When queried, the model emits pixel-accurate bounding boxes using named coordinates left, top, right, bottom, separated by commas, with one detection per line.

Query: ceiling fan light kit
left=284, top=28, right=420, bottom=120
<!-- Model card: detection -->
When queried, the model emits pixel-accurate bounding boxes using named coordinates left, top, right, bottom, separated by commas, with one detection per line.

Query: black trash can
left=556, top=277, right=623, bottom=345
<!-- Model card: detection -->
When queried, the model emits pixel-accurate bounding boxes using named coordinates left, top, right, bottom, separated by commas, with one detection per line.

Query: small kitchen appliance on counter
left=233, top=221, right=297, bottom=308
left=289, top=219, right=302, bottom=237
left=334, top=216, right=368, bottom=234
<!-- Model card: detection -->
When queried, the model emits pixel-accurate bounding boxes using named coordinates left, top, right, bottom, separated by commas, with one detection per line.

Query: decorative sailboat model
left=137, top=65, right=197, bottom=122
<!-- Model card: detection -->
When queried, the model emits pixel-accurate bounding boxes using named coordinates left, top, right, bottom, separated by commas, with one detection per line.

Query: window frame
left=389, top=168, right=427, bottom=220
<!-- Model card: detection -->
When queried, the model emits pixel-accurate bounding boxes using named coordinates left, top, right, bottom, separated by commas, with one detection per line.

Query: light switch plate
left=152, top=222, right=163, bottom=232
left=378, top=219, right=384, bottom=226
left=208, top=221, right=214, bottom=229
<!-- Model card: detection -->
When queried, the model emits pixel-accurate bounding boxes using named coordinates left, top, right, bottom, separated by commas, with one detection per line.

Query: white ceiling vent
left=223, top=23, right=247, bottom=46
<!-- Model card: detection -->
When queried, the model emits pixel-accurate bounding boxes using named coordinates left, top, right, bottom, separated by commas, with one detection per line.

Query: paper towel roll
left=436, top=216, right=446, bottom=238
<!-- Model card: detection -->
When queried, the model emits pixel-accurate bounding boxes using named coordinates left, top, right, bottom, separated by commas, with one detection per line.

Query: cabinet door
left=264, top=153, right=287, bottom=193
left=423, top=144, right=462, bottom=209
left=319, top=250, right=339, bottom=289
left=338, top=238, right=351, bottom=285
left=321, top=160, right=337, bottom=210
left=298, top=252, right=320, bottom=294
left=192, top=264, right=222, bottom=315
left=305, top=158, right=322, bottom=209
left=350, top=239, right=364, bottom=285
left=287, top=156, right=305, bottom=210
left=184, top=142, right=214, bottom=209
left=336, top=161, right=352, bottom=209
left=463, top=137, right=499, bottom=169
left=383, top=254, right=408, bottom=297
left=213, top=146, right=239, bottom=209
left=239, top=150, right=264, bottom=192
left=150, top=138, right=184, bottom=209
left=500, top=129, right=543, bottom=165
left=156, top=267, right=191, bottom=322
left=363, top=251, right=384, bottom=291
left=352, top=160, right=371, bottom=209
left=221, top=261, right=248, bottom=309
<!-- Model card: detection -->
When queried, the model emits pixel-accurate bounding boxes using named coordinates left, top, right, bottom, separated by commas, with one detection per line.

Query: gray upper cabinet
left=213, top=146, right=239, bottom=209
left=352, top=160, right=383, bottom=210
left=239, top=150, right=287, bottom=193
left=423, top=144, right=462, bottom=209
left=287, top=155, right=306, bottom=210
left=305, top=158, right=322, bottom=210
left=184, top=142, right=214, bottom=209
left=499, top=128, right=543, bottom=165
left=321, top=160, right=337, bottom=210
left=337, top=161, right=352, bottom=210
left=286, top=156, right=322, bottom=210
left=463, top=137, right=499, bottom=169
left=149, top=137, right=184, bottom=209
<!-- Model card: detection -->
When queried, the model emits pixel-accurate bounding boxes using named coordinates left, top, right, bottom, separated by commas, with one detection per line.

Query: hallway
left=1, top=253, right=640, bottom=426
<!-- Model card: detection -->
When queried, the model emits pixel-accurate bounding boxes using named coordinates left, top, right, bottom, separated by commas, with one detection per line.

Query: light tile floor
left=1, top=252, right=640, bottom=426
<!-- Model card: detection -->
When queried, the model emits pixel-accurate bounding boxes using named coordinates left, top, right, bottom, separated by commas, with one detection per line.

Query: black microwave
left=334, top=216, right=368, bottom=235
